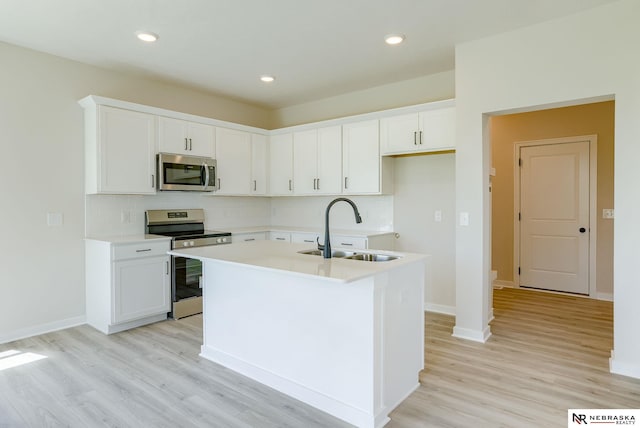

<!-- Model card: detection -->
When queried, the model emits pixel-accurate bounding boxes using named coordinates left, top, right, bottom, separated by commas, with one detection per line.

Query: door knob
left=579, top=227, right=586, bottom=233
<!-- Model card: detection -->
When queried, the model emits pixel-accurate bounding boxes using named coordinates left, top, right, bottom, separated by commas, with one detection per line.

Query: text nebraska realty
left=573, top=413, right=636, bottom=424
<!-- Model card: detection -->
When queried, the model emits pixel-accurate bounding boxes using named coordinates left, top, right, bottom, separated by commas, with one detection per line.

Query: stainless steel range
left=145, top=209, right=231, bottom=319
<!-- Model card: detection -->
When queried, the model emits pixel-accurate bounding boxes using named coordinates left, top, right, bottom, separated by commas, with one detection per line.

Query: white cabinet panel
left=84, top=105, right=156, bottom=195
left=270, top=134, right=294, bottom=195
left=215, top=127, right=252, bottom=195
left=381, top=105, right=455, bottom=155
left=113, top=257, right=170, bottom=324
left=293, top=126, right=342, bottom=195
left=158, top=116, right=215, bottom=157
left=342, top=120, right=381, bottom=194
left=251, top=134, right=268, bottom=195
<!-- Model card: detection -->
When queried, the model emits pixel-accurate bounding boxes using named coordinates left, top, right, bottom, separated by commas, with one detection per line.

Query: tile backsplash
left=85, top=193, right=393, bottom=237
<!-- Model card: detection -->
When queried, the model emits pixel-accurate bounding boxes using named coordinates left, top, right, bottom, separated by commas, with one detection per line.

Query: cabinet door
left=293, top=129, right=318, bottom=194
left=215, top=127, right=252, bottom=195
left=99, top=106, right=156, bottom=194
left=113, top=256, right=170, bottom=324
left=380, top=113, right=420, bottom=155
left=316, top=126, right=342, bottom=194
left=418, top=107, right=456, bottom=151
left=187, top=122, right=216, bottom=157
left=251, top=134, right=268, bottom=195
left=158, top=117, right=215, bottom=157
left=342, top=120, right=380, bottom=194
left=269, top=133, right=294, bottom=195
left=158, top=116, right=189, bottom=154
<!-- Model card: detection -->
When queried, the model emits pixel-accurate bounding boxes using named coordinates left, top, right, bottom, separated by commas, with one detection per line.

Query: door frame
left=513, top=135, right=598, bottom=297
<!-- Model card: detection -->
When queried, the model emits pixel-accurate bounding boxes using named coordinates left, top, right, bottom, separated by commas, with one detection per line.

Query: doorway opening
left=489, top=100, right=615, bottom=301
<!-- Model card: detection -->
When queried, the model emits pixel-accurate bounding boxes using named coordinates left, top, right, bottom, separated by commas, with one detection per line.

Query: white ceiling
left=0, top=0, right=618, bottom=109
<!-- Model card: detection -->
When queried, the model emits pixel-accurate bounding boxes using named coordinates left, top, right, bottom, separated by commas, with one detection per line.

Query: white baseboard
left=424, top=302, right=456, bottom=316
left=610, top=350, right=640, bottom=380
left=596, top=292, right=613, bottom=302
left=493, top=280, right=515, bottom=288
left=452, top=325, right=492, bottom=343
left=0, top=315, right=86, bottom=345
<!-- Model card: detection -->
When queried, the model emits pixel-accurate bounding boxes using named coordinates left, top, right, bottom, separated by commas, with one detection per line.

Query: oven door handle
left=203, top=162, right=210, bottom=191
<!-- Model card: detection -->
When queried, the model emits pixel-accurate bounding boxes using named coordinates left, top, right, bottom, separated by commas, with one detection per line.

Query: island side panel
left=200, top=260, right=378, bottom=427
left=375, top=261, right=425, bottom=422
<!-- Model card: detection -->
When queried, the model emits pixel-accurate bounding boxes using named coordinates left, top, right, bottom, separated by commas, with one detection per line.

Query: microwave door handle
left=203, top=163, right=210, bottom=191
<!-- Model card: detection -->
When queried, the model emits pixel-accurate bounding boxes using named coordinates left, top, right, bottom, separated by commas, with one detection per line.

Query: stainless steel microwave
left=157, top=153, right=217, bottom=192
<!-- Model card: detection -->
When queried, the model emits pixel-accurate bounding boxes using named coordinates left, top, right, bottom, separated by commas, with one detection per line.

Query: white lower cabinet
left=86, top=238, right=171, bottom=334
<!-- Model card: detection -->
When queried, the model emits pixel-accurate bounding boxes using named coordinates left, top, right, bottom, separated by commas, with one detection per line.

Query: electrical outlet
left=47, top=212, right=63, bottom=227
left=602, top=209, right=615, bottom=219
left=121, top=210, right=131, bottom=224
left=434, top=210, right=442, bottom=222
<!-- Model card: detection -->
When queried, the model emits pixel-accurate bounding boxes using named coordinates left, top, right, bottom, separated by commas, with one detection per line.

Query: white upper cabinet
left=293, top=126, right=342, bottom=195
left=83, top=104, right=157, bottom=195
left=158, top=116, right=215, bottom=158
left=381, top=105, right=456, bottom=155
left=343, top=120, right=392, bottom=194
left=215, top=127, right=252, bottom=195
left=251, top=133, right=268, bottom=195
left=269, top=133, right=294, bottom=195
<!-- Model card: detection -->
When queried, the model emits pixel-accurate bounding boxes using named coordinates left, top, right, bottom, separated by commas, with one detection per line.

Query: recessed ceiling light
left=136, top=31, right=159, bottom=43
left=384, top=34, right=405, bottom=45
left=260, top=75, right=275, bottom=83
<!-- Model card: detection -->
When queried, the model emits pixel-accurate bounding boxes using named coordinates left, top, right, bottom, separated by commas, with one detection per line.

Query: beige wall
left=490, top=101, right=614, bottom=296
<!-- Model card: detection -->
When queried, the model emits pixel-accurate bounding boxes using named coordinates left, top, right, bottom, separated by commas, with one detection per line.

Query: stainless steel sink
left=298, top=249, right=357, bottom=258
left=344, top=253, right=399, bottom=262
left=298, top=249, right=399, bottom=262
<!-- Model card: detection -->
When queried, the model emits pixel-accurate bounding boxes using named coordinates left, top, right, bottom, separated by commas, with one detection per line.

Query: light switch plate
left=434, top=210, right=442, bottom=222
left=47, top=212, right=63, bottom=227
left=460, top=212, right=469, bottom=226
left=602, top=209, right=615, bottom=219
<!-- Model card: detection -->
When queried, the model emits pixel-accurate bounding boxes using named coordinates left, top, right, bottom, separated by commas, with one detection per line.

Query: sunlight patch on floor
left=0, top=350, right=47, bottom=371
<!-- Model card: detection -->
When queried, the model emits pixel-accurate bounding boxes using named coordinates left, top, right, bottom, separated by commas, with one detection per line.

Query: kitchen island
left=169, top=240, right=427, bottom=428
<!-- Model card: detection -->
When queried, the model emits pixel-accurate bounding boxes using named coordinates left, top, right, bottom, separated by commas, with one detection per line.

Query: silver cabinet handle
left=136, top=248, right=152, bottom=253
left=289, top=179, right=292, bottom=191
left=185, top=137, right=188, bottom=151
left=341, top=243, right=354, bottom=246
left=151, top=174, right=155, bottom=188
left=253, top=180, right=257, bottom=191
left=419, top=131, right=423, bottom=145
left=218, top=178, right=221, bottom=190
left=316, top=178, right=320, bottom=190
left=244, top=238, right=256, bottom=241
left=189, top=138, right=193, bottom=151
left=166, top=261, right=169, bottom=275
left=414, top=131, right=417, bottom=145
left=303, top=239, right=314, bottom=243
left=344, top=177, right=348, bottom=189
left=276, top=237, right=286, bottom=241
left=313, top=178, right=317, bottom=190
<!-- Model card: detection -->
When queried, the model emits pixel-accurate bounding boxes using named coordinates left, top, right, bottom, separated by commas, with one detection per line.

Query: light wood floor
left=1, top=288, right=639, bottom=427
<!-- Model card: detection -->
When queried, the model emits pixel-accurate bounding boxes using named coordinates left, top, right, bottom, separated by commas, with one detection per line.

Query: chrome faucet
left=317, top=197, right=362, bottom=258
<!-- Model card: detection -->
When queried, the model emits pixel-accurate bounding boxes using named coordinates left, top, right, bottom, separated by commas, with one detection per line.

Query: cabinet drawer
left=291, top=232, right=320, bottom=244
left=113, top=241, right=170, bottom=261
left=269, top=231, right=291, bottom=242
left=234, top=232, right=267, bottom=242
left=330, top=235, right=367, bottom=249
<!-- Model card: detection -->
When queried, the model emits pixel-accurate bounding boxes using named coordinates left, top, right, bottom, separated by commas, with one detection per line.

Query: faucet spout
left=322, top=197, right=363, bottom=259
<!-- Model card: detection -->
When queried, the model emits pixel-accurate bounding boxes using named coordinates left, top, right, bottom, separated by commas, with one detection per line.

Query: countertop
left=168, top=240, right=426, bottom=283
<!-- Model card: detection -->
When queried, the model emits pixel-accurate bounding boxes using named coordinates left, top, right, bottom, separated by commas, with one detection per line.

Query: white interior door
left=519, top=141, right=590, bottom=294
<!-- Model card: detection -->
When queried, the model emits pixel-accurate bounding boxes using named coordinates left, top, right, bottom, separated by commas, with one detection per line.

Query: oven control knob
left=216, top=238, right=222, bottom=244
left=189, top=241, right=195, bottom=246
left=221, top=237, right=227, bottom=243
left=182, top=242, right=189, bottom=247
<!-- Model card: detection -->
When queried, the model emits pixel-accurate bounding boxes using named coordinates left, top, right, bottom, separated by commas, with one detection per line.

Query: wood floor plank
left=1, top=287, right=639, bottom=427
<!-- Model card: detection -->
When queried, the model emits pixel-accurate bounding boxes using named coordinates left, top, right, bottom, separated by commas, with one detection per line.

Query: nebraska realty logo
left=568, top=409, right=639, bottom=426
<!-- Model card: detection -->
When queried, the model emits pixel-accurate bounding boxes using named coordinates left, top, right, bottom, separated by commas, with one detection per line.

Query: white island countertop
left=168, top=240, right=425, bottom=283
